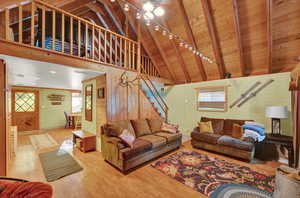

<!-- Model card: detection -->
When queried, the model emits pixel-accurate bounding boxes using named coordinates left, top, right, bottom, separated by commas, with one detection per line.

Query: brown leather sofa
left=101, top=119, right=182, bottom=173
left=191, top=117, right=255, bottom=161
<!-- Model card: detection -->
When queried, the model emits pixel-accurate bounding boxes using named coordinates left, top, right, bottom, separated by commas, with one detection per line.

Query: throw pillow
left=232, top=124, right=243, bottom=139
left=161, top=122, right=179, bottom=134
left=119, top=129, right=136, bottom=148
left=146, top=119, right=163, bottom=133
left=198, top=121, right=214, bottom=133
left=130, top=119, right=152, bottom=137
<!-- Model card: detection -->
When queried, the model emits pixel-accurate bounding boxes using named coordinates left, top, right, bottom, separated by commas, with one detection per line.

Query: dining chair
left=64, top=112, right=72, bottom=128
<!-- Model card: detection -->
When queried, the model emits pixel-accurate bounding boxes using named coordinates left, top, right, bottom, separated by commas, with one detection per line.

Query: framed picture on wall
left=98, top=88, right=105, bottom=99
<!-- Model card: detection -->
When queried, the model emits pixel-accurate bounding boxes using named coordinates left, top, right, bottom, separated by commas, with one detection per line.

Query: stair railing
left=140, top=70, right=168, bottom=119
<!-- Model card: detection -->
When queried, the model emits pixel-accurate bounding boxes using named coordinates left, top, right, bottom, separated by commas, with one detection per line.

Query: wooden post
left=104, top=31, right=107, bottom=63
left=18, top=4, right=23, bottom=43
left=114, top=35, right=117, bottom=64
left=110, top=34, right=112, bottom=64
left=4, top=8, right=9, bottom=40
left=70, top=17, right=73, bottom=55
left=98, top=29, right=101, bottom=62
left=31, top=2, right=35, bottom=46
left=124, top=40, right=127, bottom=68
left=41, top=6, right=45, bottom=48
left=85, top=23, right=88, bottom=58
left=92, top=25, right=95, bottom=59
left=52, top=10, right=56, bottom=50
left=61, top=13, right=65, bottom=53
left=78, top=20, right=81, bottom=56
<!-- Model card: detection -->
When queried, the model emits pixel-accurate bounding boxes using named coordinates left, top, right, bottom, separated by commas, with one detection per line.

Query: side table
left=72, top=130, right=96, bottom=153
left=264, top=134, right=294, bottom=167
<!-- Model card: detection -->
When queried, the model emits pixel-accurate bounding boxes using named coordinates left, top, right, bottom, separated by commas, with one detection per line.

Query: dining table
left=68, top=113, right=82, bottom=129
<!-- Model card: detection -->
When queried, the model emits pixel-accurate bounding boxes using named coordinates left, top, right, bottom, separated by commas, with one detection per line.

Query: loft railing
left=0, top=0, right=159, bottom=77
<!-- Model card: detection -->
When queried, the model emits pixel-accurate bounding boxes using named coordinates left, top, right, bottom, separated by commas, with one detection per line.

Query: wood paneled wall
left=106, top=70, right=161, bottom=122
left=96, top=74, right=107, bottom=136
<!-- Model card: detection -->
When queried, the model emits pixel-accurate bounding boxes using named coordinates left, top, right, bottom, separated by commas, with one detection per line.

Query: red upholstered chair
left=0, top=177, right=53, bottom=198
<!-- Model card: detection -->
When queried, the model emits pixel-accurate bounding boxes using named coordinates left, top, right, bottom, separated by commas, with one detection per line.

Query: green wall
left=40, top=89, right=72, bottom=130
left=165, top=72, right=292, bottom=136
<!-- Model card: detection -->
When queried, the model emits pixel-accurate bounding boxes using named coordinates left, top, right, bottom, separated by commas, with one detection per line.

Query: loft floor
left=8, top=129, right=280, bottom=198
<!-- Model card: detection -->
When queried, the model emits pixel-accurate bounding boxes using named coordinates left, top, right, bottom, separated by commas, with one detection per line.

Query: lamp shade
left=265, top=106, right=288, bottom=118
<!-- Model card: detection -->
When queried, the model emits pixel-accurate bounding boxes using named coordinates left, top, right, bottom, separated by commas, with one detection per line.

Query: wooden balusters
left=110, top=33, right=112, bottom=64
left=78, top=20, right=81, bottom=57
left=115, top=35, right=117, bottom=65
left=92, top=25, right=95, bottom=60
left=98, top=28, right=101, bottom=62
left=18, top=4, right=23, bottom=43
left=41, top=6, right=45, bottom=48
left=104, top=31, right=107, bottom=63
left=85, top=23, right=88, bottom=58
left=5, top=8, right=9, bottom=40
left=70, top=17, right=73, bottom=55
left=52, top=10, right=56, bottom=50
left=61, top=13, right=65, bottom=53
left=124, top=40, right=127, bottom=68
left=31, top=2, right=35, bottom=46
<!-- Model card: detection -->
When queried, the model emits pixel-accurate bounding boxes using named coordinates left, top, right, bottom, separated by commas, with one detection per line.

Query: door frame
left=0, top=59, right=7, bottom=176
left=11, top=89, right=40, bottom=131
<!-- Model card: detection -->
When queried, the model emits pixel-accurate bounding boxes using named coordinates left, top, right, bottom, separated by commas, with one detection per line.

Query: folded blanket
left=243, top=129, right=265, bottom=142
left=242, top=124, right=265, bottom=136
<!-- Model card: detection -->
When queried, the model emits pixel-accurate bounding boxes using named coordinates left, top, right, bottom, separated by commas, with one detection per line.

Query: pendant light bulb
left=124, top=4, right=129, bottom=11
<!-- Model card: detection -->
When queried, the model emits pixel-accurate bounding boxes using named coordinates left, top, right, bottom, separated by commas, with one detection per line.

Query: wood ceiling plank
left=201, top=0, right=226, bottom=79
left=266, top=0, right=273, bottom=74
left=176, top=0, right=207, bottom=81
left=232, top=0, right=246, bottom=76
left=60, top=0, right=93, bottom=12
left=161, top=20, right=191, bottom=83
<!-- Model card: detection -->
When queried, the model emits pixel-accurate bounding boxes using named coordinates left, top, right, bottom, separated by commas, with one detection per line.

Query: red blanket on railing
left=0, top=181, right=52, bottom=198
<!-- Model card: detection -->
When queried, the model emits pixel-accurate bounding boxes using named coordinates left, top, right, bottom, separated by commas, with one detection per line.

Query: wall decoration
left=47, top=94, right=65, bottom=102
left=230, top=81, right=261, bottom=108
left=237, top=79, right=274, bottom=107
left=51, top=102, right=62, bottom=105
left=98, top=88, right=105, bottom=99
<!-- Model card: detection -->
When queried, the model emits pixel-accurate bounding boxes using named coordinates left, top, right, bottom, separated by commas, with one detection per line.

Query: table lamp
left=265, top=106, right=288, bottom=135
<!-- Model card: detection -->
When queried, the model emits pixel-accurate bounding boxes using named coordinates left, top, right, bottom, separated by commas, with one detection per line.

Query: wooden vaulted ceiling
left=1, top=0, right=300, bottom=84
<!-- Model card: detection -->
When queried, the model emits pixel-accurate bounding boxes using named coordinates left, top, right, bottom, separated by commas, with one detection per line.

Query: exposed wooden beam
left=176, top=0, right=207, bottom=81
left=267, top=0, right=273, bottom=74
left=116, top=0, right=170, bottom=80
left=161, top=20, right=191, bottom=83
left=60, top=0, right=93, bottom=12
left=232, top=0, right=246, bottom=76
left=147, top=28, right=177, bottom=82
left=201, top=0, right=226, bottom=79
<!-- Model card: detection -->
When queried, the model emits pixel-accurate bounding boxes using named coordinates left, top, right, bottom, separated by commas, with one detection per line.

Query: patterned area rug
left=151, top=150, right=275, bottom=196
left=30, top=133, right=58, bottom=150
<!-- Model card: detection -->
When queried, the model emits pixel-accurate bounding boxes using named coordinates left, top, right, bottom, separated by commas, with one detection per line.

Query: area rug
left=30, top=133, right=58, bottom=150
left=39, top=149, right=83, bottom=182
left=151, top=150, right=275, bottom=196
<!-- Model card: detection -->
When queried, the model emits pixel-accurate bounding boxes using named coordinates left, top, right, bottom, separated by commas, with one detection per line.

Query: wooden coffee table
left=72, top=130, right=96, bottom=153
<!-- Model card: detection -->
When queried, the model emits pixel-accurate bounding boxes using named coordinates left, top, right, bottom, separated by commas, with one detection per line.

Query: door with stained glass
left=12, top=90, right=39, bottom=131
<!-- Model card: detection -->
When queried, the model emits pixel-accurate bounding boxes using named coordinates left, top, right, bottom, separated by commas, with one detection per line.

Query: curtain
left=292, top=90, right=300, bottom=168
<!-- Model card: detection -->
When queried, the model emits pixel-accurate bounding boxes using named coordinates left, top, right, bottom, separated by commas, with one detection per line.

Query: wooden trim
left=176, top=0, right=207, bottom=81
left=201, top=0, right=226, bottom=79
left=232, top=0, right=246, bottom=76
left=12, top=86, right=81, bottom=92
left=267, top=0, right=273, bottom=74
left=18, top=4, right=23, bottom=43
left=0, top=59, right=7, bottom=176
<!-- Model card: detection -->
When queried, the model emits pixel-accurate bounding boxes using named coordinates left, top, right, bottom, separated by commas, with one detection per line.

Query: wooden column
left=4, top=8, right=9, bottom=40
left=0, top=59, right=6, bottom=176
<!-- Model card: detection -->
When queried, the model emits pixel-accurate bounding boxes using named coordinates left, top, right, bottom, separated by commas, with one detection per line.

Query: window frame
left=71, top=91, right=82, bottom=113
left=195, top=86, right=228, bottom=112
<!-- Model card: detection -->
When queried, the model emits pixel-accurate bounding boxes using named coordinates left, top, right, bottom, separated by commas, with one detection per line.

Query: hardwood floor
left=8, top=129, right=280, bottom=198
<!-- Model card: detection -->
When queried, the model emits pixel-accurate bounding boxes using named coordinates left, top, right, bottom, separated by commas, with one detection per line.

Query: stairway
left=140, top=75, right=168, bottom=119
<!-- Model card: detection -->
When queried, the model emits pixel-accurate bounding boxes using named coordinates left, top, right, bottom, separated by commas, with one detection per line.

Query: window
left=196, top=86, right=227, bottom=112
left=72, top=92, right=82, bottom=113
left=15, top=92, right=35, bottom=112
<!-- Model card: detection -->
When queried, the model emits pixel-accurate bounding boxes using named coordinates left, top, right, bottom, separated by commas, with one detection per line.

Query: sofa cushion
left=201, top=117, right=224, bottom=134
left=198, top=121, right=214, bottom=133
left=147, top=119, right=163, bottom=133
left=103, top=121, right=135, bottom=137
left=223, top=119, right=250, bottom=136
left=154, top=132, right=182, bottom=143
left=119, top=129, right=136, bottom=148
left=161, top=122, right=179, bottom=134
left=131, top=119, right=152, bottom=137
left=191, top=131, right=221, bottom=144
left=217, top=135, right=253, bottom=151
left=120, top=139, right=152, bottom=160
left=138, top=135, right=167, bottom=149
